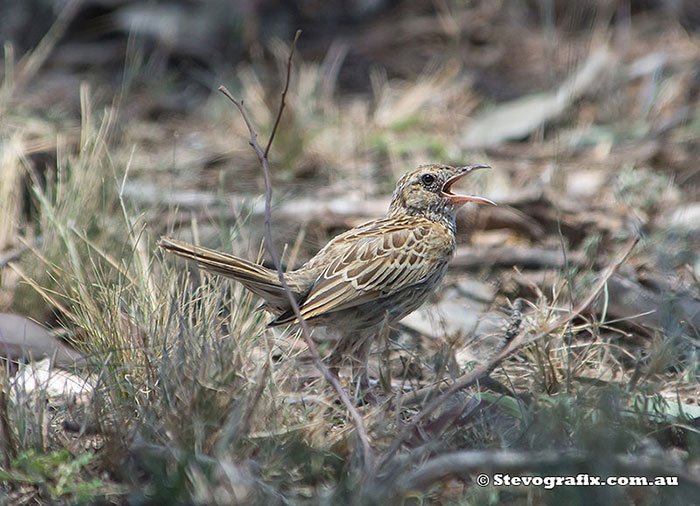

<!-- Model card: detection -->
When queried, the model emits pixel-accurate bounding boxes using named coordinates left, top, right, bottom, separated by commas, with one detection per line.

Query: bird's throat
left=389, top=204, right=458, bottom=236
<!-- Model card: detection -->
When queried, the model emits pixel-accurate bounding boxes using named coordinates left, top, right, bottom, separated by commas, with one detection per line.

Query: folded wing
left=272, top=217, right=449, bottom=325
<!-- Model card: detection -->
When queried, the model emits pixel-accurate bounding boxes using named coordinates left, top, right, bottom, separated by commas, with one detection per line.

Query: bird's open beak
left=441, top=164, right=496, bottom=205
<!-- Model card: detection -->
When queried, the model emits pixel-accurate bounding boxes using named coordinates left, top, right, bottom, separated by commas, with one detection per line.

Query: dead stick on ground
left=377, top=236, right=638, bottom=470
left=217, top=30, right=374, bottom=471
left=388, top=448, right=700, bottom=498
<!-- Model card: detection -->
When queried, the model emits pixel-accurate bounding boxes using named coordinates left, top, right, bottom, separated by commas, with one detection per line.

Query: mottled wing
left=273, top=217, right=452, bottom=324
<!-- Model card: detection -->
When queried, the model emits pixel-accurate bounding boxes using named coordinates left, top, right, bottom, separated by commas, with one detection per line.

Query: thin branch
left=377, top=237, right=638, bottom=470
left=384, top=447, right=700, bottom=499
left=265, top=30, right=301, bottom=158
left=393, top=449, right=585, bottom=496
left=217, top=31, right=374, bottom=471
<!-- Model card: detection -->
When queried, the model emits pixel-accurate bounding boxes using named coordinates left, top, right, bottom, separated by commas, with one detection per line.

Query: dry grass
left=2, top=4, right=700, bottom=505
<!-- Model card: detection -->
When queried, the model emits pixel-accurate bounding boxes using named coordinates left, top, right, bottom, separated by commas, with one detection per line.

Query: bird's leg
left=326, top=335, right=350, bottom=385
left=350, top=335, right=378, bottom=404
left=326, top=332, right=377, bottom=404
left=354, top=337, right=372, bottom=390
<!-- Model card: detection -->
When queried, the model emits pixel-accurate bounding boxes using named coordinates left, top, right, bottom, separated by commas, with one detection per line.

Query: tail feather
left=159, top=237, right=301, bottom=313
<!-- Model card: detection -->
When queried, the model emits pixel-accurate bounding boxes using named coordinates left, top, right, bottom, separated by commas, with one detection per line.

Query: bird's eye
left=421, top=174, right=436, bottom=185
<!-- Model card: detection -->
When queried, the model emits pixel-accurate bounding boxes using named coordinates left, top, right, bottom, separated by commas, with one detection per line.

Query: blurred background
left=1, top=0, right=700, bottom=504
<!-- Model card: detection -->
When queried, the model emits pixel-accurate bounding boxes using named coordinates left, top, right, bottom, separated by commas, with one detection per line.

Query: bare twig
left=264, top=30, right=300, bottom=158
left=392, top=449, right=585, bottom=496
left=217, top=30, right=374, bottom=471
left=377, top=237, right=638, bottom=470
left=383, top=447, right=700, bottom=499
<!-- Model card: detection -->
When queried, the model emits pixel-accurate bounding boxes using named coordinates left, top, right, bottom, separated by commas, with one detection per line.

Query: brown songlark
left=160, top=164, right=495, bottom=384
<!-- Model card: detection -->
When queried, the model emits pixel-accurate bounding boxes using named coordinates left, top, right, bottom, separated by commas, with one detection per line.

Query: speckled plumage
left=160, top=163, right=494, bottom=373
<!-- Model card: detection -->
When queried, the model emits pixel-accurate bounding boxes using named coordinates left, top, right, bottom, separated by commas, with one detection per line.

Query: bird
left=159, top=163, right=495, bottom=391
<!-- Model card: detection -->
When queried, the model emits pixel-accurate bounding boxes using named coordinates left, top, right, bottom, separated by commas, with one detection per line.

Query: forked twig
left=218, top=30, right=374, bottom=471
left=264, top=33, right=298, bottom=158
left=377, top=237, right=638, bottom=469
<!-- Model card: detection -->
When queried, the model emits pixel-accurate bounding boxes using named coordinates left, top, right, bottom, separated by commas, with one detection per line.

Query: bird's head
left=388, top=164, right=495, bottom=229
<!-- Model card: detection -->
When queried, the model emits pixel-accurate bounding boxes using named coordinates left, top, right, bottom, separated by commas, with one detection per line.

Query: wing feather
left=291, top=217, right=452, bottom=322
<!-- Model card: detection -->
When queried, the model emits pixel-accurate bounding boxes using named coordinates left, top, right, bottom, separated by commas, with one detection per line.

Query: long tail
left=159, top=237, right=300, bottom=313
